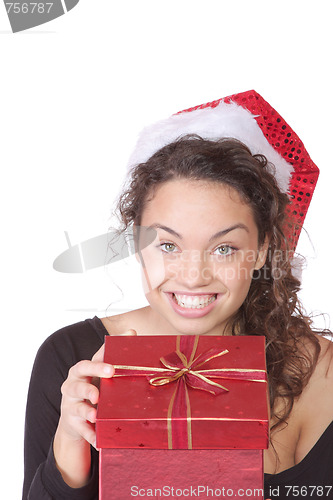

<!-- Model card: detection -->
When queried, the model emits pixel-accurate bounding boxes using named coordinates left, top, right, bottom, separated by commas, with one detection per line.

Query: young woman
left=23, top=91, right=333, bottom=500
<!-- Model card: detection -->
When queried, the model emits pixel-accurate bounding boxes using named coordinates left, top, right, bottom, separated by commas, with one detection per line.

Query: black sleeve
left=22, top=320, right=104, bottom=500
left=28, top=440, right=99, bottom=500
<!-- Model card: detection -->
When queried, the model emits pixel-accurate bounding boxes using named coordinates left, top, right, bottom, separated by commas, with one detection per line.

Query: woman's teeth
left=173, top=293, right=217, bottom=309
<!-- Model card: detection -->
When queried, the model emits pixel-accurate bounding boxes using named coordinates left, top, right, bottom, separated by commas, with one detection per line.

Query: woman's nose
left=172, top=250, right=213, bottom=288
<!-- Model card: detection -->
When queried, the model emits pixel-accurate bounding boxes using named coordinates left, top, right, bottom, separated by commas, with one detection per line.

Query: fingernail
left=89, top=391, right=97, bottom=404
left=103, top=365, right=113, bottom=375
left=123, top=329, right=136, bottom=336
left=88, top=409, right=96, bottom=423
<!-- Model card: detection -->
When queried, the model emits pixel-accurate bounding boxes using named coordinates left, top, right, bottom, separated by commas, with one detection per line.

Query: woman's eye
left=214, top=245, right=236, bottom=256
left=160, top=242, right=177, bottom=253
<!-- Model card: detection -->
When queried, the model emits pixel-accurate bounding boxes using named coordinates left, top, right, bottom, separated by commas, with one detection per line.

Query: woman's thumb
left=120, top=329, right=137, bottom=336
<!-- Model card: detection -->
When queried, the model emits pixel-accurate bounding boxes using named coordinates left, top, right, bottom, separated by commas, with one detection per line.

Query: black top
left=264, top=421, right=333, bottom=499
left=23, top=317, right=333, bottom=499
left=23, top=317, right=104, bottom=500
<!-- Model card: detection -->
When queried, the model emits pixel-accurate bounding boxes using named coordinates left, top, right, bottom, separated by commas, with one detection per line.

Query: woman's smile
left=165, top=291, right=220, bottom=318
left=171, top=292, right=217, bottom=308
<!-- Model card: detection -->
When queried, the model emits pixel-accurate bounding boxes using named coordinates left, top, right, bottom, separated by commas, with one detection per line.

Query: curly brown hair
left=115, top=135, right=321, bottom=431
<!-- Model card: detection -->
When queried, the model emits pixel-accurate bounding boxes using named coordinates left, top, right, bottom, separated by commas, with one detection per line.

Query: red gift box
left=96, top=335, right=269, bottom=500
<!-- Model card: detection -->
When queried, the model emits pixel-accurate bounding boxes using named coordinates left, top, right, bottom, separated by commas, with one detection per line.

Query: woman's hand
left=53, top=329, right=137, bottom=488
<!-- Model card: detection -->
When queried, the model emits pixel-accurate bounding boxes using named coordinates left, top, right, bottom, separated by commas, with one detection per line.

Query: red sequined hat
left=128, top=90, right=319, bottom=249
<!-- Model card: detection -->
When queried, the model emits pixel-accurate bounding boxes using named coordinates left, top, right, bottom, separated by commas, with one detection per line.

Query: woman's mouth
left=165, top=292, right=219, bottom=319
left=172, top=293, right=217, bottom=309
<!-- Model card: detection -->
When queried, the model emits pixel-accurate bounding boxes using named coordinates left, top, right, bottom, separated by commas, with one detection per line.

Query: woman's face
left=137, top=178, right=268, bottom=336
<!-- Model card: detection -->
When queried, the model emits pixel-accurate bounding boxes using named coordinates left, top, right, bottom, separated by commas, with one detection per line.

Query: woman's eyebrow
left=209, top=223, right=249, bottom=241
left=147, top=224, right=182, bottom=239
left=147, top=223, right=249, bottom=240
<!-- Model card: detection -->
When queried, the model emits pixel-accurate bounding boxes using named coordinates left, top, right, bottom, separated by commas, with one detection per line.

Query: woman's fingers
left=69, top=359, right=114, bottom=380
left=71, top=400, right=97, bottom=423
left=57, top=331, right=137, bottom=447
left=120, top=329, right=137, bottom=336
left=74, top=419, right=97, bottom=448
left=61, top=379, right=99, bottom=404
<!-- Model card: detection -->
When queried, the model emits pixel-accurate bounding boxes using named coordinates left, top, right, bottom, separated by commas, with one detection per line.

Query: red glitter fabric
left=177, top=90, right=319, bottom=250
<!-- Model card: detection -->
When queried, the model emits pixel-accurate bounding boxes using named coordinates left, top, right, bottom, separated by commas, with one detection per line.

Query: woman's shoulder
left=294, top=333, right=333, bottom=462
left=294, top=331, right=333, bottom=382
left=265, top=333, right=333, bottom=472
left=299, top=333, right=333, bottom=405
left=309, top=333, right=333, bottom=380
left=318, top=333, right=333, bottom=360
left=41, top=317, right=104, bottom=349
left=33, top=317, right=106, bottom=374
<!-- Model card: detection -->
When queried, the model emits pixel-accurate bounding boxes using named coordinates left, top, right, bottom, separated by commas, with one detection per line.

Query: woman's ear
left=254, top=235, right=270, bottom=271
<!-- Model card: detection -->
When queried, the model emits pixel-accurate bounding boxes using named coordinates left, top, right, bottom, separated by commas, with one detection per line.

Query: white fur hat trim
left=127, top=100, right=294, bottom=194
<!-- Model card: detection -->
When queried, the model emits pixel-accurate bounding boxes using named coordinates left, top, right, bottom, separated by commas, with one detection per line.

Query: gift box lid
left=96, top=335, right=269, bottom=450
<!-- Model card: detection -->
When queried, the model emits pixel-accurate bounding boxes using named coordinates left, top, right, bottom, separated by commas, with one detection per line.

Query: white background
left=1, top=1, right=332, bottom=497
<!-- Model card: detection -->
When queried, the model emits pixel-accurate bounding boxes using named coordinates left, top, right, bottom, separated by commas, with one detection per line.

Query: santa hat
left=128, top=90, right=319, bottom=250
